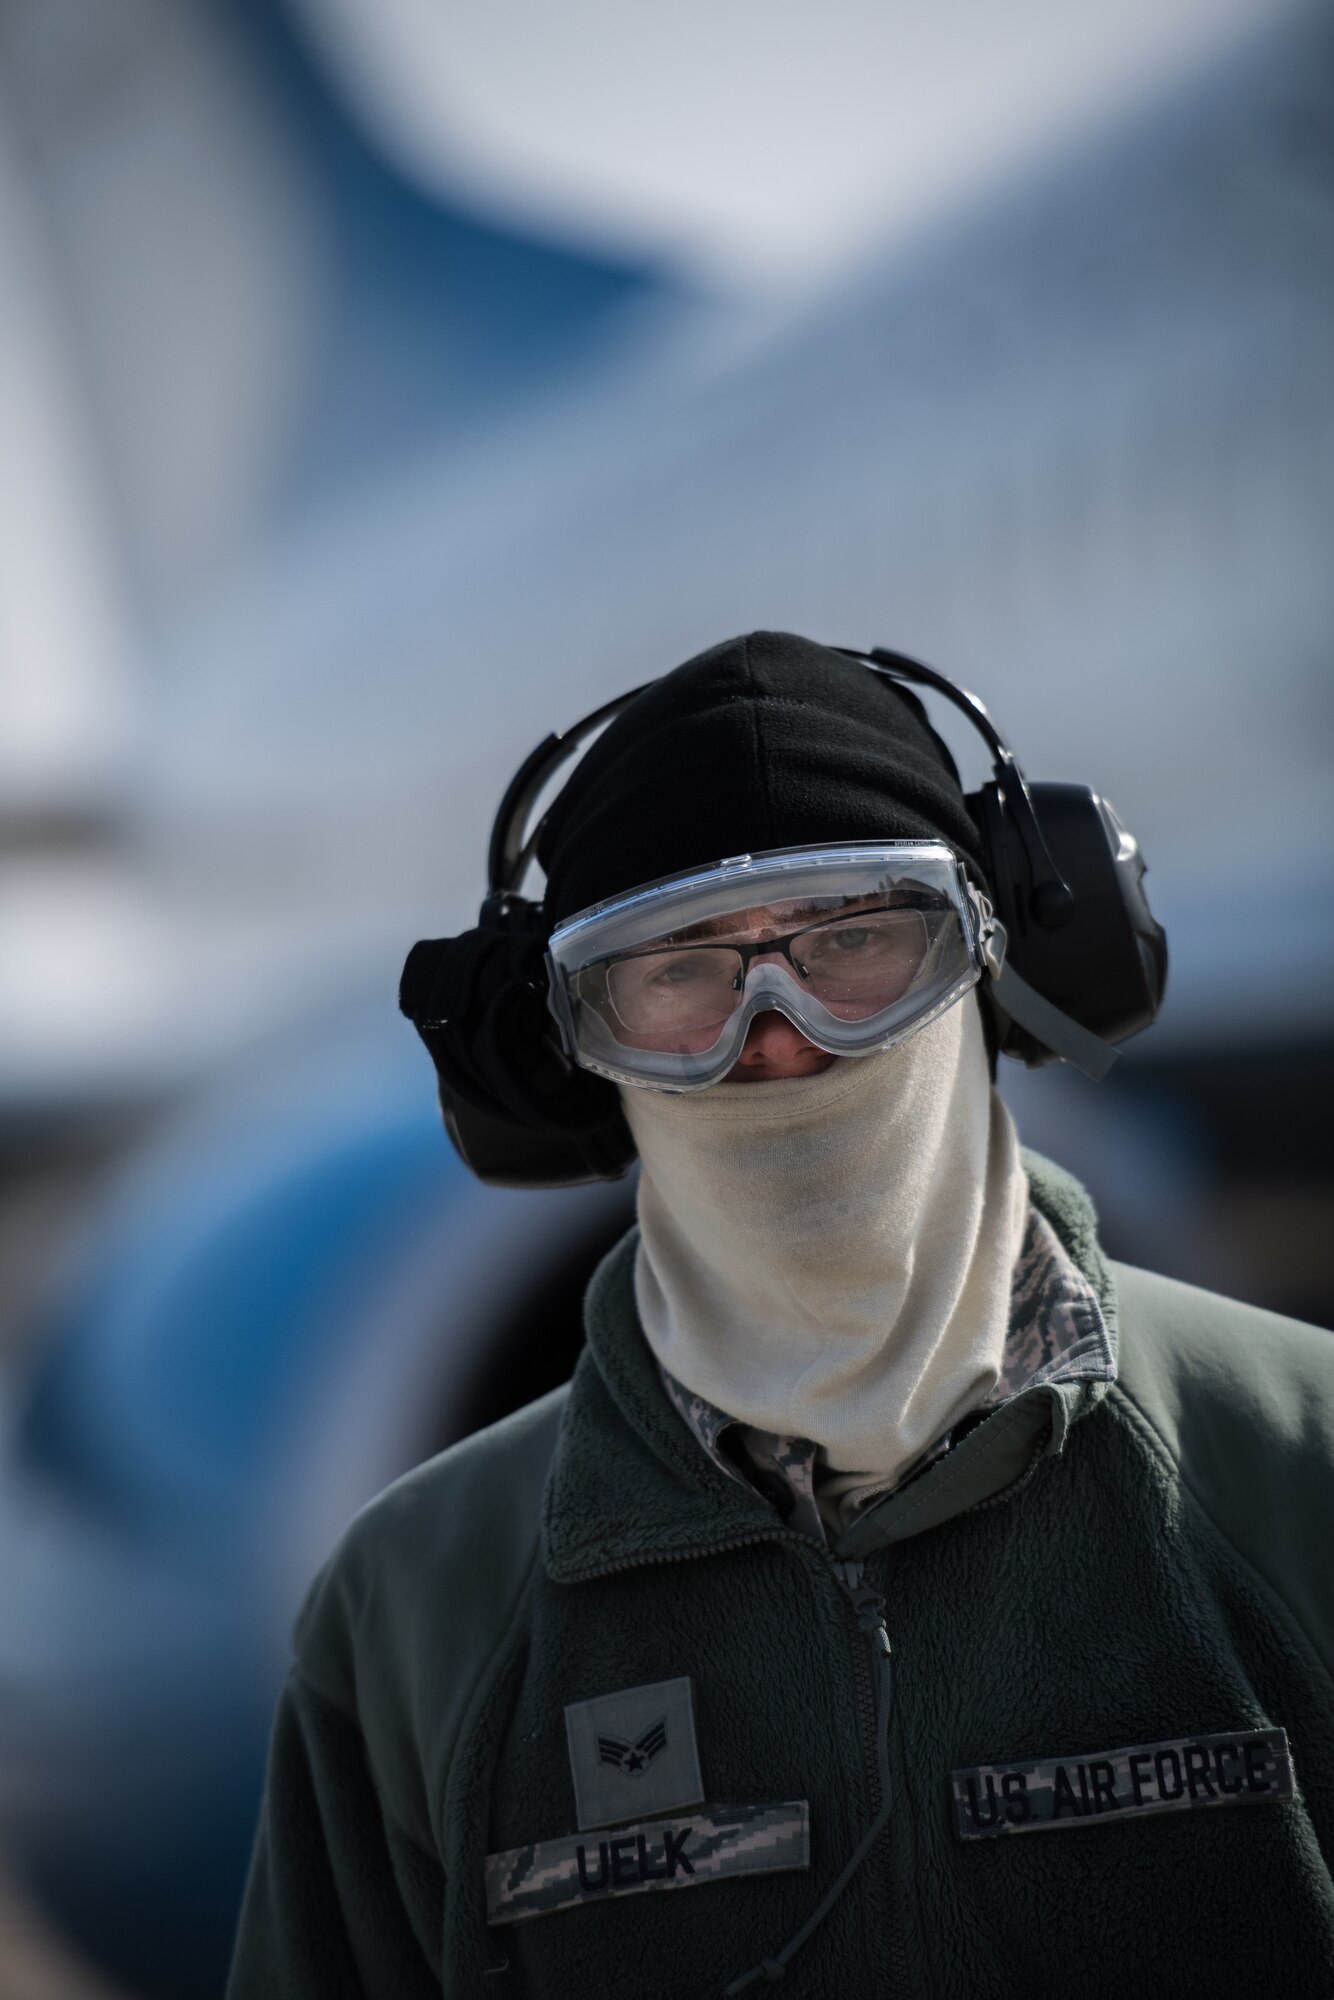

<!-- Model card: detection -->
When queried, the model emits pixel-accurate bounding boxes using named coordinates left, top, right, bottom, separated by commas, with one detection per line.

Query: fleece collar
left=657, top=1197, right=1112, bottom=1549
left=541, top=1150, right=1117, bottom=1583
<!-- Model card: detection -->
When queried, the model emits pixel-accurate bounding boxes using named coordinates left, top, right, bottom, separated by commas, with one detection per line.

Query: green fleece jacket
left=228, top=1156, right=1334, bottom=1997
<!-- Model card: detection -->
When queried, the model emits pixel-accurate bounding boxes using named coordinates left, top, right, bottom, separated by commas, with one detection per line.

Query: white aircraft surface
left=0, top=6, right=1328, bottom=1996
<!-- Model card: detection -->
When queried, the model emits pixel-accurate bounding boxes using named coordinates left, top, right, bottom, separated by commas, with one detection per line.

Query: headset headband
left=485, top=649, right=1074, bottom=932
left=484, top=683, right=650, bottom=920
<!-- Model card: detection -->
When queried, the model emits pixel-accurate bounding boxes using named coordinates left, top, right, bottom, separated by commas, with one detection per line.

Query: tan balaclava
left=619, top=993, right=1028, bottom=1509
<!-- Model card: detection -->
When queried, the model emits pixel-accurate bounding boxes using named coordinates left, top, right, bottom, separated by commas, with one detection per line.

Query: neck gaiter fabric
left=619, top=995, right=1027, bottom=1498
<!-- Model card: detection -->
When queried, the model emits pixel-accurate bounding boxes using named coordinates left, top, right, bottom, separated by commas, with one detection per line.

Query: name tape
left=485, top=1801, right=809, bottom=1925
left=953, top=1727, right=1293, bottom=1839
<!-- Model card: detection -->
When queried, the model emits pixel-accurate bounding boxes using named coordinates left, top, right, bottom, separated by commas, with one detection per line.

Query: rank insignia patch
left=599, top=1715, right=667, bottom=1777
left=485, top=1801, right=810, bottom=1925
left=953, top=1726, right=1294, bottom=1839
left=566, top=1677, right=704, bottom=1830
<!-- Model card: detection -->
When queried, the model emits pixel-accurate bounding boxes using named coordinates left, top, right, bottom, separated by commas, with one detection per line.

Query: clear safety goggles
left=545, top=842, right=1003, bottom=1091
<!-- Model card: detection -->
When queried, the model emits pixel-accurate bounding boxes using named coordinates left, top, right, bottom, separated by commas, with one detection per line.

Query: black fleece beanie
left=538, top=631, right=987, bottom=925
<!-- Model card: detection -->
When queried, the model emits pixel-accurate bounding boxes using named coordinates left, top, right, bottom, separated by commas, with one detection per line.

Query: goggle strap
left=987, top=961, right=1118, bottom=1081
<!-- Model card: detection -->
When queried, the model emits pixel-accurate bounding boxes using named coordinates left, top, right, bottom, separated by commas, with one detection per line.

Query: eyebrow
left=662, top=892, right=898, bottom=945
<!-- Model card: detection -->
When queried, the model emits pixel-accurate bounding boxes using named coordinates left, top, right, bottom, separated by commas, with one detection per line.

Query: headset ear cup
left=970, top=780, right=1167, bottom=1065
left=439, top=1084, right=636, bottom=1189
left=400, top=920, right=637, bottom=1182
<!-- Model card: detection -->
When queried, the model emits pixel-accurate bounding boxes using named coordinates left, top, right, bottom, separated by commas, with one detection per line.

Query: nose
left=731, top=1007, right=836, bottom=1082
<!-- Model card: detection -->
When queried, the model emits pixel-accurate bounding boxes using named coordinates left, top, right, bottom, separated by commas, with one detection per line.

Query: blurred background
left=0, top=0, right=1331, bottom=1992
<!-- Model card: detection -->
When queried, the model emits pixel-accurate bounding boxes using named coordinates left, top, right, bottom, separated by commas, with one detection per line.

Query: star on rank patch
left=599, top=1715, right=668, bottom=1777
left=565, top=1678, right=704, bottom=1830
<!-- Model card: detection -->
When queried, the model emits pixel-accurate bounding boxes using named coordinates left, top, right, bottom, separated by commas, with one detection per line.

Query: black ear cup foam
left=439, top=1089, right=635, bottom=1189
left=970, top=780, right=1167, bottom=1065
left=399, top=918, right=635, bottom=1189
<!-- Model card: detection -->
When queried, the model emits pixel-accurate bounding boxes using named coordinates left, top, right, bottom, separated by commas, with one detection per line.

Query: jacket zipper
left=839, top=1560, right=887, bottom=1818
left=720, top=1551, right=901, bottom=1995
left=573, top=1529, right=903, bottom=1993
left=839, top=1563, right=907, bottom=2000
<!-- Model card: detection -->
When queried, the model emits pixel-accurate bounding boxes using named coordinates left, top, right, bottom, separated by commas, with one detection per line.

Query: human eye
left=636, top=948, right=730, bottom=991
left=650, top=954, right=710, bottom=986
left=805, top=920, right=888, bottom=961
left=832, top=924, right=880, bottom=952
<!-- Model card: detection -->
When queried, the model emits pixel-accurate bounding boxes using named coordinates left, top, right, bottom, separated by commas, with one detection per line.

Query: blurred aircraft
left=1, top=999, right=630, bottom=1997
left=0, top=1, right=1329, bottom=1994
left=1, top=0, right=1329, bottom=1110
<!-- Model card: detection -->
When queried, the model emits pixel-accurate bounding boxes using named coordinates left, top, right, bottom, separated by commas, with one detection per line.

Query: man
left=229, top=633, right=1334, bottom=1997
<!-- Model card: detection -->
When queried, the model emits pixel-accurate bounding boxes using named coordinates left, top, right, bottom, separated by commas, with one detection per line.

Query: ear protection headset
left=402, top=647, right=1167, bottom=1188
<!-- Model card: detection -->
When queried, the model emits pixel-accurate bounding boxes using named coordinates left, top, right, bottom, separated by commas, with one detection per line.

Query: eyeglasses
left=594, top=902, right=940, bottom=1050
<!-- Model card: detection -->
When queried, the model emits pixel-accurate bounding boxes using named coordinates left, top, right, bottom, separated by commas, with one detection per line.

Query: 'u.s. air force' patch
left=953, top=1727, right=1294, bottom=1839
left=485, top=1802, right=810, bottom=1925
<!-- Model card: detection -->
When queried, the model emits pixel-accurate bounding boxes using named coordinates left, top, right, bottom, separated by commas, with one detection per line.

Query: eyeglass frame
left=594, top=896, right=942, bottom=1022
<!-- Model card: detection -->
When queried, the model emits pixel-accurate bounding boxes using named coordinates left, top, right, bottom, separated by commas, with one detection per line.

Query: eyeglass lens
left=591, top=907, right=934, bottom=1047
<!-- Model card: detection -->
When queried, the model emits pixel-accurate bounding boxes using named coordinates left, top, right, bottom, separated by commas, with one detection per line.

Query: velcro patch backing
left=953, top=1727, right=1293, bottom=1839
left=485, top=1801, right=809, bottom=1924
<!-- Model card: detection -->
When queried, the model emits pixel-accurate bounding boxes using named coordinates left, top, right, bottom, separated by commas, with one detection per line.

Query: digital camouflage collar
left=659, top=1200, right=1113, bottom=1547
left=543, top=1152, right=1119, bottom=1580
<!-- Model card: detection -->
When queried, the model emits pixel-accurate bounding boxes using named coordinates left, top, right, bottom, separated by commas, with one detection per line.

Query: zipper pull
left=849, top=1583, right=892, bottom=1655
